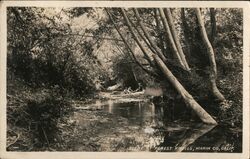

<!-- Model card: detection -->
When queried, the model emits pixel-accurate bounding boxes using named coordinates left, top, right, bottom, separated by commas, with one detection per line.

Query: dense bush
left=7, top=7, right=108, bottom=150
left=7, top=7, right=106, bottom=97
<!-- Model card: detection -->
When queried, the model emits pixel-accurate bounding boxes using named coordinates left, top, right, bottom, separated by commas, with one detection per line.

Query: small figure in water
left=123, top=87, right=132, bottom=94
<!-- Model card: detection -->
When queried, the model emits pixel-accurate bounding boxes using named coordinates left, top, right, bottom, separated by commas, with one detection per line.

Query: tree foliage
left=7, top=7, right=111, bottom=96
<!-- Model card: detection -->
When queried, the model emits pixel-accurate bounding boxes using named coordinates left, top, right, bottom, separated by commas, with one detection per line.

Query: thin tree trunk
left=114, top=9, right=154, bottom=66
left=126, top=12, right=156, bottom=59
left=181, top=8, right=191, bottom=58
left=195, top=8, right=225, bottom=102
left=153, top=54, right=217, bottom=124
left=164, top=8, right=190, bottom=71
left=158, top=8, right=186, bottom=70
left=132, top=8, right=167, bottom=63
left=154, top=9, right=166, bottom=56
left=210, top=8, right=217, bottom=45
left=106, top=9, right=157, bottom=77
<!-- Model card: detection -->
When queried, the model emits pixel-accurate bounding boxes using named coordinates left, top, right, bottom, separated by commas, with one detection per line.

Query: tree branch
left=67, top=33, right=124, bottom=42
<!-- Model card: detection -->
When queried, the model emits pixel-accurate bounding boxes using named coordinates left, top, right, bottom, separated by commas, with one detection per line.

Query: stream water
left=70, top=97, right=242, bottom=152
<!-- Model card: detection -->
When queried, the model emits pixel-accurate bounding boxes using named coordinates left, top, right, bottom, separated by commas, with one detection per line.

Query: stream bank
left=7, top=91, right=242, bottom=152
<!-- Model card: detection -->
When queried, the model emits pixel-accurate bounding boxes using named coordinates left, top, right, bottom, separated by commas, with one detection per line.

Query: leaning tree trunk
left=195, top=8, right=225, bottom=102
left=118, top=9, right=154, bottom=66
left=132, top=8, right=167, bottom=63
left=105, top=9, right=157, bottom=77
left=153, top=54, right=217, bottom=124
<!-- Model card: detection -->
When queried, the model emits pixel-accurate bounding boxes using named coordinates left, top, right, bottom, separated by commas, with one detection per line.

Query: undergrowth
left=7, top=78, right=73, bottom=151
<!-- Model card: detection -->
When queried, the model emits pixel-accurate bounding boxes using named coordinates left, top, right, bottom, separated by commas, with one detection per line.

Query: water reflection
left=107, top=100, right=114, bottom=113
left=103, top=101, right=162, bottom=127
left=162, top=124, right=216, bottom=152
left=73, top=99, right=242, bottom=152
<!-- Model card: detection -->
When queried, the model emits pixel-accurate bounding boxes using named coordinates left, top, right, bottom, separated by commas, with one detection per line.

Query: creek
left=62, top=92, right=242, bottom=152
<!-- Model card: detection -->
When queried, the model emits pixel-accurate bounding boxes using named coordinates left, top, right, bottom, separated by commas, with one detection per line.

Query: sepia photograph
left=0, top=1, right=249, bottom=159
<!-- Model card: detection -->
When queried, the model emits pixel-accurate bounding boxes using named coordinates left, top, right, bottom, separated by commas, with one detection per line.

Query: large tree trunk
left=164, top=8, right=190, bottom=71
left=158, top=8, right=186, bottom=70
left=153, top=54, right=217, bottom=124
left=195, top=8, right=225, bottom=102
